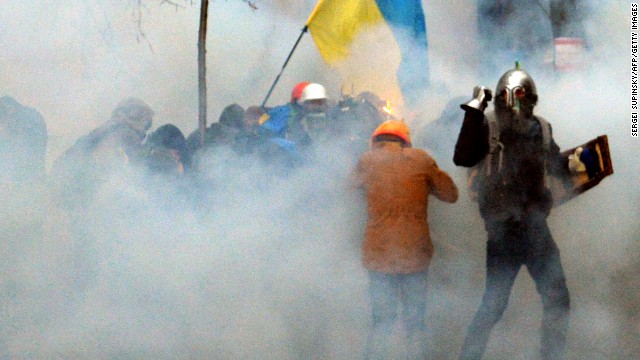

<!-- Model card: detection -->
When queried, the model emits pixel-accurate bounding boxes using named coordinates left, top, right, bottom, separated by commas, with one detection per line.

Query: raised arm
left=453, top=86, right=492, bottom=167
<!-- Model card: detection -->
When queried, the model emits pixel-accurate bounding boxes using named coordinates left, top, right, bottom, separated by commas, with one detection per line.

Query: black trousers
left=460, top=214, right=571, bottom=360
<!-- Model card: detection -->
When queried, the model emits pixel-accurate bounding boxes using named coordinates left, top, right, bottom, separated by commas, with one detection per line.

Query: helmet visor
left=500, top=86, right=527, bottom=108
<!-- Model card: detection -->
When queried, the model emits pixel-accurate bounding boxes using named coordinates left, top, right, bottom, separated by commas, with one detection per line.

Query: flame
left=382, top=101, right=393, bottom=115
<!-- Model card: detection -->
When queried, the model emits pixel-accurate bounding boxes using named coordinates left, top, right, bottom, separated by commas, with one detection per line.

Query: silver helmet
left=494, top=64, right=538, bottom=112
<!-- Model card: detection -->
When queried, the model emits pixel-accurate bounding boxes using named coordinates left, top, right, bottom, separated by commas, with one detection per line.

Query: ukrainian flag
left=306, top=0, right=429, bottom=108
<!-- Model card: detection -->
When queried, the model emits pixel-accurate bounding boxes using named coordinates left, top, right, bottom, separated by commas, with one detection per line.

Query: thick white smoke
left=0, top=0, right=637, bottom=358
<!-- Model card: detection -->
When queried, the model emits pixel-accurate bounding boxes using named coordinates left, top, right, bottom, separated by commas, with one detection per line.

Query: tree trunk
left=198, top=0, right=209, bottom=145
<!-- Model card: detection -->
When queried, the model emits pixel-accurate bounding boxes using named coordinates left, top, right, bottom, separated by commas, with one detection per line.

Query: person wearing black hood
left=142, top=123, right=190, bottom=175
left=186, top=103, right=245, bottom=157
left=50, top=97, right=154, bottom=211
left=137, top=123, right=198, bottom=212
left=232, top=105, right=266, bottom=156
left=212, top=103, right=246, bottom=152
left=47, top=97, right=154, bottom=292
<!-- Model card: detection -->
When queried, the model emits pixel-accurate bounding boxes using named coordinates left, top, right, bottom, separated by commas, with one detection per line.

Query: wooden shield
left=549, top=135, right=614, bottom=207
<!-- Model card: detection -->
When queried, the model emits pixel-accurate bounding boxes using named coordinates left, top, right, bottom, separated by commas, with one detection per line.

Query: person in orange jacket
left=352, top=120, right=459, bottom=359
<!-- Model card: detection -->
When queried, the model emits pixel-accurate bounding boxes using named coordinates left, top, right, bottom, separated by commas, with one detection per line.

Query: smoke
left=0, top=0, right=638, bottom=358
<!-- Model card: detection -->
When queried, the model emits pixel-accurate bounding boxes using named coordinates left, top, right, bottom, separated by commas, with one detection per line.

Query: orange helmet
left=371, top=120, right=411, bottom=145
left=291, top=81, right=311, bottom=103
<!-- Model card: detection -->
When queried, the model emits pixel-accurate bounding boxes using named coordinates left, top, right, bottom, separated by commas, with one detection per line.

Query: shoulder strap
left=534, top=116, right=553, bottom=189
left=484, top=112, right=504, bottom=176
left=485, top=112, right=500, bottom=153
left=535, top=115, right=551, bottom=152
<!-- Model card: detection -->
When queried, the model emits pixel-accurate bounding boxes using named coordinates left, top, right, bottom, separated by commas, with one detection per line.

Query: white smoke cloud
left=0, top=0, right=637, bottom=358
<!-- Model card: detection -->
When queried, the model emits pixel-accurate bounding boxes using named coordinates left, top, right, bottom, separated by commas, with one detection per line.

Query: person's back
left=358, top=140, right=458, bottom=273
left=50, top=97, right=153, bottom=211
left=46, top=97, right=154, bottom=293
left=353, top=120, right=457, bottom=359
left=87, top=97, right=153, bottom=170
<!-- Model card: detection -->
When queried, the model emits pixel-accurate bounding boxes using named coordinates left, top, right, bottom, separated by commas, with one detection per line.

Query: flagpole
left=260, top=25, right=308, bottom=108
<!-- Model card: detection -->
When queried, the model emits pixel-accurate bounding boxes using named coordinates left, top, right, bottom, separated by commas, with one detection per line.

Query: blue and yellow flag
left=306, top=0, right=429, bottom=108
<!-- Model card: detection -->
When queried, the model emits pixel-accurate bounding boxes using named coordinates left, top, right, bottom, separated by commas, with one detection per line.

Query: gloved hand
left=460, top=86, right=492, bottom=112
left=568, top=147, right=586, bottom=173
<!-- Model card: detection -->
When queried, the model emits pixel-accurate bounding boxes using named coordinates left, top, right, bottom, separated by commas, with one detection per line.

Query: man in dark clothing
left=142, top=123, right=190, bottom=175
left=48, top=97, right=154, bottom=292
left=186, top=103, right=246, bottom=157
left=453, top=65, right=589, bottom=360
left=50, top=97, right=153, bottom=211
left=231, top=105, right=265, bottom=156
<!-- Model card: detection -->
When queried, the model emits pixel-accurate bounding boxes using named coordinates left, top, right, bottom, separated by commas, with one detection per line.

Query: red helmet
left=291, top=81, right=311, bottom=103
left=371, top=120, right=411, bottom=145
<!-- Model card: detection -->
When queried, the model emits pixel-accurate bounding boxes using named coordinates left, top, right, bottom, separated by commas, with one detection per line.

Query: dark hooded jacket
left=50, top=98, right=153, bottom=210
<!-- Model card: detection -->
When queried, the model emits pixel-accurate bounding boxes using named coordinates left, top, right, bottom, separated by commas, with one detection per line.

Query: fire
left=382, top=101, right=393, bottom=116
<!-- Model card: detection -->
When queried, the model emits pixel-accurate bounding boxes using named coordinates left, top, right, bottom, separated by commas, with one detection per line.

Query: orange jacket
left=354, top=141, right=458, bottom=273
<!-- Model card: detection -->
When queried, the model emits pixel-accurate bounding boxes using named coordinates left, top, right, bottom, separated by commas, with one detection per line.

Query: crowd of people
left=11, top=55, right=613, bottom=358
left=36, top=82, right=390, bottom=210
left=2, top=61, right=602, bottom=358
left=2, top=86, right=393, bottom=274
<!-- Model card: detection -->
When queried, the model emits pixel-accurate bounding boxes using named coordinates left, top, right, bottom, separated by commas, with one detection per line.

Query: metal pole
left=260, top=26, right=308, bottom=108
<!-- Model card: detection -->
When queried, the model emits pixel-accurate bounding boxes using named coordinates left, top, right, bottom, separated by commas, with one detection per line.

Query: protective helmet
left=291, top=81, right=310, bottom=103
left=300, top=83, right=327, bottom=103
left=371, top=120, right=411, bottom=145
left=495, top=64, right=538, bottom=110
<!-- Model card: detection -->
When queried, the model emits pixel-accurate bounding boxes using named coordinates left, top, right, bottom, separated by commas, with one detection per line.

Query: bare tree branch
left=159, top=0, right=188, bottom=10
left=240, top=0, right=258, bottom=10
left=131, top=0, right=155, bottom=52
left=127, top=0, right=258, bottom=141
